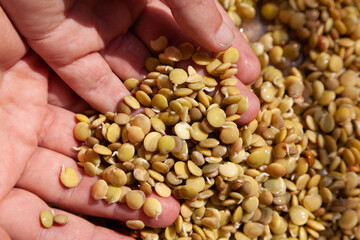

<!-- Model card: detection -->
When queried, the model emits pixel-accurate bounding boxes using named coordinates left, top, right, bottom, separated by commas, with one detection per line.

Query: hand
left=0, top=7, right=179, bottom=239
left=0, top=0, right=260, bottom=124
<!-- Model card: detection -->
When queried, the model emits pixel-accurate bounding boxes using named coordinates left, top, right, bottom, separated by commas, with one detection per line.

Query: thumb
left=165, top=0, right=235, bottom=52
left=0, top=226, right=11, bottom=240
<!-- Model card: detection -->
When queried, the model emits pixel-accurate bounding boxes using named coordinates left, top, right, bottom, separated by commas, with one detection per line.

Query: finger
left=101, top=32, right=151, bottom=81
left=17, top=147, right=180, bottom=228
left=234, top=80, right=260, bottom=124
left=38, top=104, right=78, bottom=159
left=134, top=1, right=259, bottom=86
left=133, top=0, right=193, bottom=48
left=165, top=0, right=235, bottom=52
left=55, top=53, right=130, bottom=113
left=48, top=70, right=90, bottom=113
left=0, top=226, right=11, bottom=240
left=0, top=188, right=133, bottom=240
left=1, top=0, right=147, bottom=113
left=0, top=6, right=27, bottom=71
left=215, top=1, right=261, bottom=85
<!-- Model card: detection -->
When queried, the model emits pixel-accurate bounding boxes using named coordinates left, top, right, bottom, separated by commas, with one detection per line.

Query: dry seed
left=40, top=210, right=54, bottom=228
left=53, top=214, right=69, bottom=225
left=126, top=220, right=145, bottom=230
left=126, top=190, right=146, bottom=210
left=60, top=166, right=79, bottom=188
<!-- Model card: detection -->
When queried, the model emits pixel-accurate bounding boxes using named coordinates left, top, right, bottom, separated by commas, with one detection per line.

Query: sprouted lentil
left=65, top=0, right=360, bottom=236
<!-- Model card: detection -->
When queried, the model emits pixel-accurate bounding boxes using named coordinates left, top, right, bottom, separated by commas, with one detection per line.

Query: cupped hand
left=1, top=0, right=260, bottom=124
left=0, top=6, right=179, bottom=240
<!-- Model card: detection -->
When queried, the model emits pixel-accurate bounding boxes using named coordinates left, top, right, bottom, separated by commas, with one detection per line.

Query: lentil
left=71, top=10, right=360, bottom=236
left=60, top=166, right=79, bottom=188
left=40, top=210, right=54, bottom=228
left=143, top=197, right=162, bottom=219
left=53, top=214, right=69, bottom=225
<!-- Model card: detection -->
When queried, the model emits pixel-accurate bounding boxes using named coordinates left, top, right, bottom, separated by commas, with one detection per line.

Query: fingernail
left=215, top=22, right=235, bottom=47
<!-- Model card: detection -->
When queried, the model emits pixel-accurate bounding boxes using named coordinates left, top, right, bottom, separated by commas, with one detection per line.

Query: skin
left=0, top=0, right=260, bottom=239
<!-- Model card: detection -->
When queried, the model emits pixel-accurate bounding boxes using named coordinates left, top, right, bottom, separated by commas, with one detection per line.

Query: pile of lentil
left=67, top=0, right=360, bottom=239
